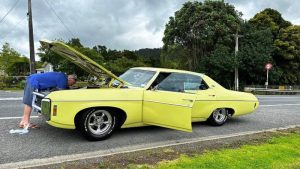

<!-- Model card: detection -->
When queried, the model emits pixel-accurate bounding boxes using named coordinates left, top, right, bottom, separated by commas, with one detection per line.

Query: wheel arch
left=74, top=106, right=127, bottom=129
left=207, top=107, right=235, bottom=126
left=210, top=107, right=235, bottom=115
left=225, top=107, right=235, bottom=117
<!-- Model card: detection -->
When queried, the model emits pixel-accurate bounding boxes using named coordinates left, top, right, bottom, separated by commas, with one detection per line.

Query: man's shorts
left=22, top=81, right=35, bottom=107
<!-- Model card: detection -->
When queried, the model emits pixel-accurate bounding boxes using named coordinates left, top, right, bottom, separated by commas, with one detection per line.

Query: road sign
left=265, top=63, right=272, bottom=89
left=265, top=63, right=272, bottom=70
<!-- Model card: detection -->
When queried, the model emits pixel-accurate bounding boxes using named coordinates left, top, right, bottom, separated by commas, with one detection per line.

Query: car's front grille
left=41, top=99, right=51, bottom=121
left=35, top=95, right=44, bottom=108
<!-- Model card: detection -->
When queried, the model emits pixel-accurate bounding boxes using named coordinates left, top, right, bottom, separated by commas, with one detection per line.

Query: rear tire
left=207, top=108, right=228, bottom=126
left=78, top=109, right=117, bottom=141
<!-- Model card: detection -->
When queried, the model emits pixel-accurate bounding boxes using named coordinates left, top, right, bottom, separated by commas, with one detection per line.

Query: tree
left=162, top=1, right=242, bottom=71
left=238, top=23, right=276, bottom=85
left=202, top=44, right=235, bottom=88
left=7, top=57, right=30, bottom=76
left=0, top=43, right=29, bottom=75
left=160, top=44, right=189, bottom=69
left=135, top=48, right=161, bottom=67
left=249, top=8, right=291, bottom=37
left=274, top=25, right=300, bottom=84
left=104, top=49, right=150, bottom=75
left=250, top=8, right=299, bottom=84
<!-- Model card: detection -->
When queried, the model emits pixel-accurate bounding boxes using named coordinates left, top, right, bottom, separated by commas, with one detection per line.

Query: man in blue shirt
left=19, top=72, right=77, bottom=128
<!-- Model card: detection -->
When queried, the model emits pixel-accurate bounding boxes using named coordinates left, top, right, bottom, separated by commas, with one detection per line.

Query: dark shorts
left=22, top=81, right=35, bottom=107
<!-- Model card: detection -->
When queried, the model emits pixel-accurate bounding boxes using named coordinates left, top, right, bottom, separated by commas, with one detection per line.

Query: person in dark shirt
left=19, top=72, right=77, bottom=128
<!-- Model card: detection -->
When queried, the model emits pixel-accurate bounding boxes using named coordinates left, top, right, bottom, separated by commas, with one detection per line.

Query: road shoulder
left=13, top=126, right=299, bottom=169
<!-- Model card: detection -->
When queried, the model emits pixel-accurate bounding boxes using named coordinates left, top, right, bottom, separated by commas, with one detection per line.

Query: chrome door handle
left=182, top=99, right=193, bottom=102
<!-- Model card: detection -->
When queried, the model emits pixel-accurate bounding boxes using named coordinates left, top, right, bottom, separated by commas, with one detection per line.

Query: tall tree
left=250, top=8, right=299, bottom=84
left=162, top=1, right=242, bottom=71
left=238, top=23, right=276, bottom=85
left=249, top=8, right=291, bottom=37
left=274, top=25, right=300, bottom=84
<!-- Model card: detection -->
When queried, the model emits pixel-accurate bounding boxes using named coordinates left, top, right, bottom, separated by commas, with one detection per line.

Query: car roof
left=131, top=67, right=204, bottom=77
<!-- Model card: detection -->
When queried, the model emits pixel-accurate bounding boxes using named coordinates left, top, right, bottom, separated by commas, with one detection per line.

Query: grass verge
left=38, top=127, right=300, bottom=169
left=133, top=131, right=300, bottom=169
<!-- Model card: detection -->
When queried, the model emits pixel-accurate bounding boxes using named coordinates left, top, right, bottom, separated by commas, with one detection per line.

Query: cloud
left=0, top=0, right=299, bottom=58
left=227, top=0, right=300, bottom=24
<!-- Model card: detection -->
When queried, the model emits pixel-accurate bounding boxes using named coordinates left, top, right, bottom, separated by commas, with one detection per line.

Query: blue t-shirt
left=28, top=72, right=67, bottom=90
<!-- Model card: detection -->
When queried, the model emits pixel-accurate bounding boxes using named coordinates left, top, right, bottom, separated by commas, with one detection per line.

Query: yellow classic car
left=34, top=40, right=259, bottom=141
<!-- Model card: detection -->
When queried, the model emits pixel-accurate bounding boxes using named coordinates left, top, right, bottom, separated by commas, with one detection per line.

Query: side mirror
left=150, top=85, right=158, bottom=91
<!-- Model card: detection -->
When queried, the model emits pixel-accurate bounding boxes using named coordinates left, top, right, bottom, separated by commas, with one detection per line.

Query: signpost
left=265, top=63, right=272, bottom=89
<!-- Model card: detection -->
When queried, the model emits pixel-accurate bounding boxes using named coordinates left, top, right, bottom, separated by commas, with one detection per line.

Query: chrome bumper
left=32, top=91, right=51, bottom=120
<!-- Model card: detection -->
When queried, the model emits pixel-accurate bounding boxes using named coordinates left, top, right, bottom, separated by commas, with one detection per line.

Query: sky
left=0, top=0, right=299, bottom=58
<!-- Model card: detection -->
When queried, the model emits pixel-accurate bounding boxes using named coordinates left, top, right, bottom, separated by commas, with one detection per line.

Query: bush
left=0, top=82, right=4, bottom=89
left=0, top=76, right=26, bottom=89
left=18, top=80, right=26, bottom=89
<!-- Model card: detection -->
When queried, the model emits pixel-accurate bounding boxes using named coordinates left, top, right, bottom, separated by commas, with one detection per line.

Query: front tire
left=78, top=109, right=117, bottom=141
left=207, top=108, right=228, bottom=126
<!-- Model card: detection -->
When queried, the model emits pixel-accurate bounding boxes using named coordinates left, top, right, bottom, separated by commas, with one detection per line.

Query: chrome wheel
left=87, top=110, right=112, bottom=135
left=212, top=109, right=227, bottom=123
left=208, top=108, right=229, bottom=126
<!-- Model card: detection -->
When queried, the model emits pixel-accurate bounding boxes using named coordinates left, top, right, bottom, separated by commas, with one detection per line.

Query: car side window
left=199, top=80, right=209, bottom=90
left=154, top=73, right=206, bottom=94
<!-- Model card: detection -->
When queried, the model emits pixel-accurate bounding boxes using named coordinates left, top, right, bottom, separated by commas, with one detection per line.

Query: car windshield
left=113, top=69, right=156, bottom=88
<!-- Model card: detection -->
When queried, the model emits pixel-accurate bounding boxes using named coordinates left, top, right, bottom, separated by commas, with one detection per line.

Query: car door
left=192, top=84, right=217, bottom=119
left=143, top=72, right=202, bottom=132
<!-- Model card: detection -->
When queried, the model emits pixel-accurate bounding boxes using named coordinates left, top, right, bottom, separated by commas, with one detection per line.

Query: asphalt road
left=0, top=90, right=299, bottom=165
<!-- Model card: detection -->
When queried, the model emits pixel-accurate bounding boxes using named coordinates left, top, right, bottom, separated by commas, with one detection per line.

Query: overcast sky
left=0, top=0, right=299, bottom=58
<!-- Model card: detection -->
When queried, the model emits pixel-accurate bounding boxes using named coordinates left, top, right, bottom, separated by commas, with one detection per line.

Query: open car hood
left=40, top=40, right=126, bottom=85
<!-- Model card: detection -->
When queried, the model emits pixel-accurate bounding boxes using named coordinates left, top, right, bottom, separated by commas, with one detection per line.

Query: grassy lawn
left=132, top=133, right=300, bottom=169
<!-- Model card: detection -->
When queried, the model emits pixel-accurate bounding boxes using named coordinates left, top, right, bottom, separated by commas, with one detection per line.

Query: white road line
left=0, top=124, right=299, bottom=169
left=0, top=97, right=22, bottom=101
left=260, top=104, right=300, bottom=107
left=0, top=116, right=39, bottom=120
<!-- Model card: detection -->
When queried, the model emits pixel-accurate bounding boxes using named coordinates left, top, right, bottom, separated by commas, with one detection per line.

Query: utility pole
left=233, top=31, right=243, bottom=91
left=28, top=0, right=35, bottom=74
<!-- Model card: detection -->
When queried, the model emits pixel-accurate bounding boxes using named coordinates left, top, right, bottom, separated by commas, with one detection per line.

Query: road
left=0, top=90, right=299, bottom=166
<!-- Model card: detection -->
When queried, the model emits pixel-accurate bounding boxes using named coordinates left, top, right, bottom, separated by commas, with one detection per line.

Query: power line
left=0, top=0, right=21, bottom=25
left=43, top=0, right=76, bottom=38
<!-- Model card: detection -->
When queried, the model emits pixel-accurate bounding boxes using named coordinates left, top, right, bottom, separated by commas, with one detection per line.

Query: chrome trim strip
left=42, top=98, right=51, bottom=102
left=195, top=100, right=258, bottom=102
left=53, top=99, right=191, bottom=108
left=54, top=99, right=143, bottom=102
left=33, top=92, right=45, bottom=97
left=144, top=100, right=192, bottom=108
left=32, top=105, right=41, bottom=111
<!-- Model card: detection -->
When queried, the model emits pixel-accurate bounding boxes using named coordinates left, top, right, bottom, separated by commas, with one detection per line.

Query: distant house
left=36, top=62, right=54, bottom=73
